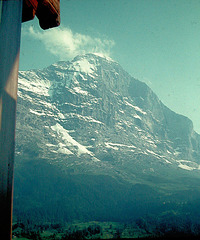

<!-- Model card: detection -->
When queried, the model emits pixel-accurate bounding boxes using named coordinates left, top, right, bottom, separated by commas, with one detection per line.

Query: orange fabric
left=22, top=0, right=38, bottom=22
left=22, top=0, right=60, bottom=29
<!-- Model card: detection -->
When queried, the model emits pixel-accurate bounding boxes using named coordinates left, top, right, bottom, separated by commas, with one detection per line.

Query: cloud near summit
left=27, top=26, right=115, bottom=60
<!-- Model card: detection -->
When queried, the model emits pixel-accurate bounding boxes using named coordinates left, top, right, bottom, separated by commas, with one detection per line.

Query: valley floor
left=12, top=220, right=200, bottom=240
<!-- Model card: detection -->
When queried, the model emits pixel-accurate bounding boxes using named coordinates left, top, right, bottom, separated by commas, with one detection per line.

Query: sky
left=19, top=0, right=200, bottom=133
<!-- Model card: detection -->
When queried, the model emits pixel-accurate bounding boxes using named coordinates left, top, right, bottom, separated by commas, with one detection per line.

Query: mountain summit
left=14, top=54, right=200, bottom=222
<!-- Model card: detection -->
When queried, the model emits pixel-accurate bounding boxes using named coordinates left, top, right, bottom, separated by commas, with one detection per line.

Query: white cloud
left=27, top=26, right=115, bottom=60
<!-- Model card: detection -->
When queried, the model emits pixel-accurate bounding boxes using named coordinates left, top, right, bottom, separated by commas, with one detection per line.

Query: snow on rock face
left=73, top=58, right=96, bottom=75
left=51, top=123, right=92, bottom=156
left=93, top=53, right=115, bottom=62
left=71, top=56, right=100, bottom=79
left=105, top=142, right=136, bottom=151
left=18, top=71, right=51, bottom=96
left=73, top=87, right=88, bottom=95
left=177, top=160, right=200, bottom=171
left=29, top=109, right=46, bottom=116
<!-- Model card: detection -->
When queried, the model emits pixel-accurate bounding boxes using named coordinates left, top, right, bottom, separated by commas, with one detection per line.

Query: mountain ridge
left=14, top=53, right=200, bottom=223
left=16, top=53, right=200, bottom=174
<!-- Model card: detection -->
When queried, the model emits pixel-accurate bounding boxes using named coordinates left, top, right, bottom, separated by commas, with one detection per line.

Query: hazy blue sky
left=19, top=0, right=200, bottom=133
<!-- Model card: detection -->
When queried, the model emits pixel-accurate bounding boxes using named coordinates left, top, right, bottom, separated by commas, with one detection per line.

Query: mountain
left=14, top=53, right=200, bottom=223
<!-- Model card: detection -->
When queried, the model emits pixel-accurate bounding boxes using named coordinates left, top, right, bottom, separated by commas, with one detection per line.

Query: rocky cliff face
left=16, top=53, right=200, bottom=177
left=14, top=53, right=200, bottom=222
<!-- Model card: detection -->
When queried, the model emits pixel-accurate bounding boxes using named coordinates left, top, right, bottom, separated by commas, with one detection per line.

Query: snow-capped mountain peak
left=16, top=54, right=200, bottom=182
left=14, top=53, right=200, bottom=225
